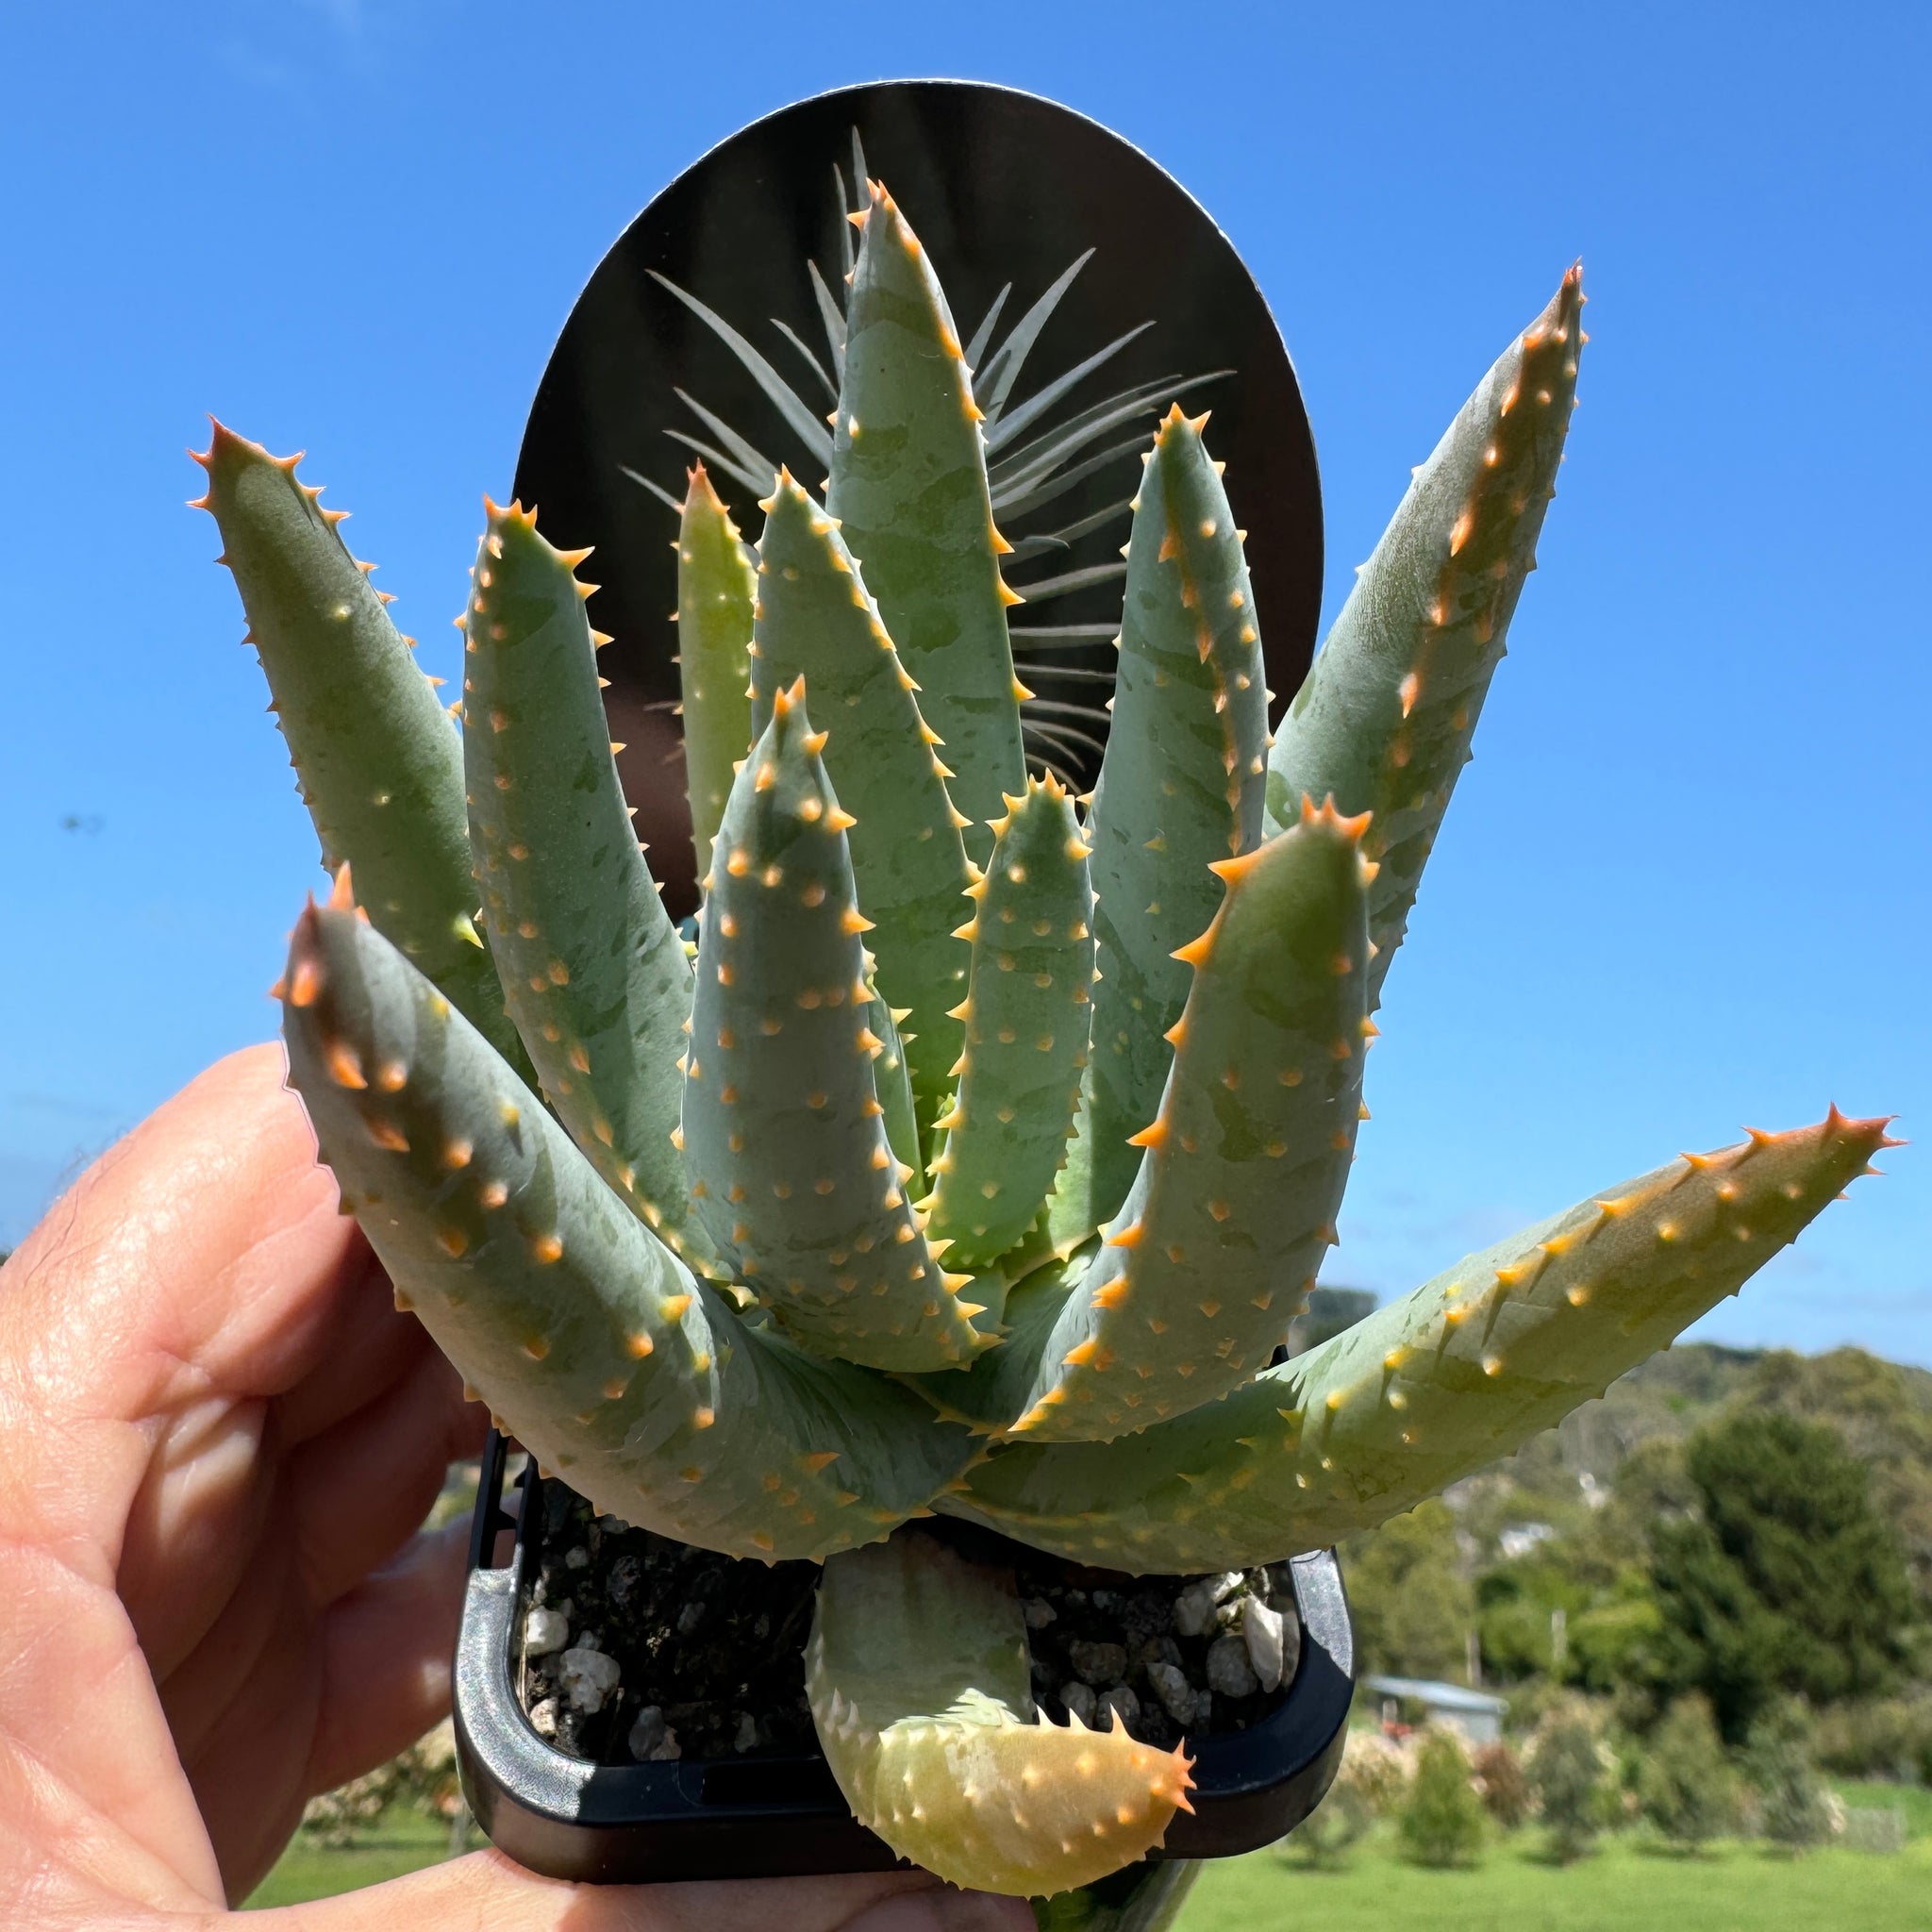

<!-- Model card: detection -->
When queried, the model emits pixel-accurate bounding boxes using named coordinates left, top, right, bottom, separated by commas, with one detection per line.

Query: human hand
left=0, top=1043, right=1029, bottom=1932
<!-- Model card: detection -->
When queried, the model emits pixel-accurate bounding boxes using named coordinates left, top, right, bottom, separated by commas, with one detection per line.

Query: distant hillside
left=1524, top=1341, right=1932, bottom=1479
left=1458, top=1341, right=1932, bottom=1606
left=1305, top=1292, right=1932, bottom=1546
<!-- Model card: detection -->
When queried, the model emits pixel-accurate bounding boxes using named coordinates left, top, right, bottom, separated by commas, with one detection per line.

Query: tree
left=1747, top=1347, right=1932, bottom=1615
left=1648, top=1409, right=1919, bottom=1739
left=1280, top=1781, right=1372, bottom=1869
left=1566, top=1588, right=1665, bottom=1696
left=1342, top=1500, right=1474, bottom=1681
left=1571, top=1438, right=1699, bottom=1586
left=1475, top=1556, right=1582, bottom=1682
left=1637, top=1695, right=1737, bottom=1850
left=1527, top=1712, right=1609, bottom=1862
left=1470, top=1740, right=1531, bottom=1829
left=1742, top=1700, right=1836, bottom=1852
left=1477, top=1554, right=1664, bottom=1693
left=1398, top=1730, right=1485, bottom=1868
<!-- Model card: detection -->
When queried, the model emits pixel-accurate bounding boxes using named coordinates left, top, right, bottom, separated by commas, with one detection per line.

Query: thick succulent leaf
left=1012, top=803, right=1371, bottom=1442
left=280, top=900, right=974, bottom=1561
left=942, top=1111, right=1893, bottom=1570
left=193, top=425, right=525, bottom=1073
left=683, top=684, right=986, bottom=1373
left=912, top=1252, right=1087, bottom=1436
left=462, top=503, right=713, bottom=1269
left=675, top=465, right=758, bottom=880
left=924, top=779, right=1095, bottom=1269
left=747, top=475, right=974, bottom=1125
left=1265, top=268, right=1584, bottom=1006
left=1051, top=408, right=1269, bottom=1248
left=808, top=1534, right=1193, bottom=1894
left=825, top=182, right=1026, bottom=854
left=867, top=979, right=924, bottom=1197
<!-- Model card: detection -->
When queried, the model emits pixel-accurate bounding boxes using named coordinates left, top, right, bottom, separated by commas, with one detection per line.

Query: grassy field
left=1177, top=1804, right=1932, bottom=1932
left=245, top=1783, right=1931, bottom=1918
left=1838, top=1777, right=1932, bottom=1835
left=243, top=1808, right=453, bottom=1909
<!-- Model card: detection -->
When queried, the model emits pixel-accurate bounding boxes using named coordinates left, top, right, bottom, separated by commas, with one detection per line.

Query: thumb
left=257, top=1850, right=1037, bottom=1932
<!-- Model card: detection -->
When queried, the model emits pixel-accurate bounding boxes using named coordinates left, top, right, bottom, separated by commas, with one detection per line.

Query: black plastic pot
left=454, top=1430, right=1356, bottom=1888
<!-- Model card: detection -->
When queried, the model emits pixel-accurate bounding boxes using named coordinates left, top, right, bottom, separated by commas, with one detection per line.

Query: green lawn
left=243, top=1808, right=453, bottom=1908
left=1176, top=1816, right=1932, bottom=1932
left=1839, top=1777, right=1932, bottom=1837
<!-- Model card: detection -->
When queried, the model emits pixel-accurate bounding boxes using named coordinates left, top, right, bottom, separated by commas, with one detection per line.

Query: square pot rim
left=454, top=1429, right=1356, bottom=1885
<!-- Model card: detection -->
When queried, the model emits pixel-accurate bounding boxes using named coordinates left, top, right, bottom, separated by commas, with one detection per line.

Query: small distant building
left=1363, top=1674, right=1507, bottom=1746
left=1497, top=1521, right=1557, bottom=1560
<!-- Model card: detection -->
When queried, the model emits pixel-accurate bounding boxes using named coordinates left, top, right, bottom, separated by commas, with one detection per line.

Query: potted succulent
left=193, top=80, right=1889, bottom=1924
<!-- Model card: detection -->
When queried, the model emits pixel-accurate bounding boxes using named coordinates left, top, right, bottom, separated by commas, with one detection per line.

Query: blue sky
left=5, top=4, right=1927, bottom=1365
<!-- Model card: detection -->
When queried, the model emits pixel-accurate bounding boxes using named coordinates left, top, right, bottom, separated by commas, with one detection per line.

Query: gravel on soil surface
left=515, top=1483, right=821, bottom=1764
left=514, top=1483, right=1302, bottom=1764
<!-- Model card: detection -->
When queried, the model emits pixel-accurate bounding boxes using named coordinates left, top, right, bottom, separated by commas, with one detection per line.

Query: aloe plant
left=198, top=169, right=1890, bottom=1902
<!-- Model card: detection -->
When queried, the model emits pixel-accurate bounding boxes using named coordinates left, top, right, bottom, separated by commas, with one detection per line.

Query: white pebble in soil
left=1022, top=1598, right=1058, bottom=1629
left=1146, top=1661, right=1198, bottom=1725
left=559, top=1646, right=622, bottom=1714
left=1242, top=1596, right=1287, bottom=1692
left=1098, top=1684, right=1141, bottom=1732
left=1173, top=1572, right=1244, bottom=1638
left=628, top=1706, right=682, bottom=1762
left=528, top=1697, right=560, bottom=1740
left=734, top=1712, right=762, bottom=1754
left=1206, top=1631, right=1259, bottom=1699
left=1278, top=1604, right=1302, bottom=1682
left=564, top=1545, right=591, bottom=1571
left=1059, top=1681, right=1098, bottom=1727
left=524, top=1607, right=570, bottom=1657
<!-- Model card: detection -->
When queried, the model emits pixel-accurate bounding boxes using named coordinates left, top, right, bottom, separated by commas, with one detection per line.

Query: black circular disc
left=515, top=78, right=1322, bottom=918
